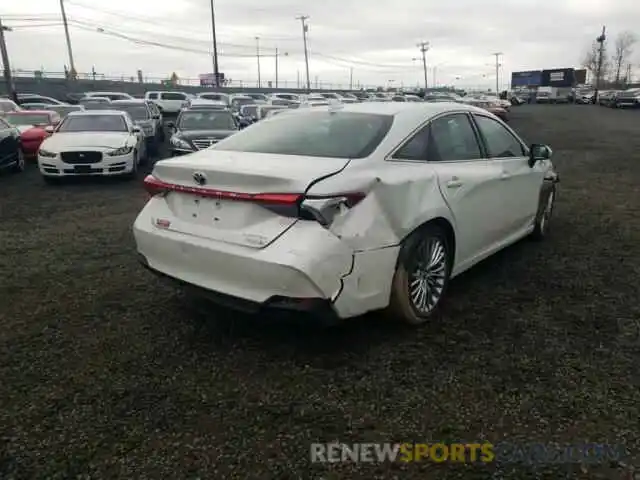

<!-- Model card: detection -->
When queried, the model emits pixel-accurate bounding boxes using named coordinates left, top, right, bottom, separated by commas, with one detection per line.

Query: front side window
left=427, top=114, right=482, bottom=161
left=473, top=115, right=525, bottom=158
left=57, top=115, right=128, bottom=132
left=213, top=111, right=393, bottom=159
left=147, top=92, right=159, bottom=100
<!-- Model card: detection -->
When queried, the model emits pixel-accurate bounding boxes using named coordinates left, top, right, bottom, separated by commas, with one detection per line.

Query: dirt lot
left=0, top=104, right=638, bottom=479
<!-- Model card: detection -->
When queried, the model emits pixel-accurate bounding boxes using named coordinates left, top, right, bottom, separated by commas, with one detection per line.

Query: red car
left=3, top=110, right=61, bottom=158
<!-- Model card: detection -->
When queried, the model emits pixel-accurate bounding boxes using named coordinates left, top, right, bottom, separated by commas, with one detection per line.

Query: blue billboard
left=511, top=70, right=542, bottom=87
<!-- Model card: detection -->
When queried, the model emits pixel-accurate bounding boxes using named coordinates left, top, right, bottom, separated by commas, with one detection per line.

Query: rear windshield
left=5, top=113, right=52, bottom=125
left=178, top=111, right=236, bottom=130
left=58, top=115, right=127, bottom=132
left=111, top=104, right=150, bottom=120
left=213, top=111, right=393, bottom=159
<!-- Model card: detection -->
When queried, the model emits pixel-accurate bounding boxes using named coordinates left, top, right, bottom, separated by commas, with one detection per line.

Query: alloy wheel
left=539, top=191, right=555, bottom=233
left=409, top=237, right=448, bottom=315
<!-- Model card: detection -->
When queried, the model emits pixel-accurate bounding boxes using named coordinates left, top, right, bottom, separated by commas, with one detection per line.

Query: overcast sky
left=2, top=0, right=639, bottom=90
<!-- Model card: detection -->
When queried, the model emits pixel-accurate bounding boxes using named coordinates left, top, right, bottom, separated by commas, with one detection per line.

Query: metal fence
left=10, top=69, right=377, bottom=91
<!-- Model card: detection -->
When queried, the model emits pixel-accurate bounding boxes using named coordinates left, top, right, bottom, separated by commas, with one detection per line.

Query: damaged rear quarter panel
left=306, top=162, right=455, bottom=252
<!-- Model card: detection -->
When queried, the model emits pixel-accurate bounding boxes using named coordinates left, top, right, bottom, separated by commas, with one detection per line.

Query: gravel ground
left=0, top=105, right=638, bottom=479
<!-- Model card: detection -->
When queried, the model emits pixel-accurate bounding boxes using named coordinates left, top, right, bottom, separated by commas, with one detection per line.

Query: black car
left=167, top=108, right=240, bottom=155
left=0, top=116, right=24, bottom=173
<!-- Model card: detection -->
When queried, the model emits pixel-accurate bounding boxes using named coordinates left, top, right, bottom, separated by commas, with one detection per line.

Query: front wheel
left=531, top=185, right=556, bottom=240
left=12, top=149, right=25, bottom=173
left=387, top=225, right=452, bottom=325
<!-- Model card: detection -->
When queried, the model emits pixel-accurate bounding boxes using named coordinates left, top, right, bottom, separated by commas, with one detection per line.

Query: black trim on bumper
left=138, top=254, right=339, bottom=323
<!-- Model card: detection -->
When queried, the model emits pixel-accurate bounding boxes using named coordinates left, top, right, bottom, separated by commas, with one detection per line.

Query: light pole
left=594, top=26, right=606, bottom=103
left=59, top=0, right=76, bottom=78
left=417, top=41, right=429, bottom=91
left=491, top=52, right=503, bottom=94
left=296, top=15, right=311, bottom=92
left=0, top=19, right=17, bottom=103
left=209, top=0, right=220, bottom=87
left=255, top=37, right=261, bottom=87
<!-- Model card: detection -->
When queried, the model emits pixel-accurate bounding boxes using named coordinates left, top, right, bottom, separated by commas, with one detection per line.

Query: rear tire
left=387, top=224, right=452, bottom=325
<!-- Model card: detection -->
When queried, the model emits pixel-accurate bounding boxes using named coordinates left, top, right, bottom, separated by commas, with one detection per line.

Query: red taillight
left=142, top=174, right=303, bottom=204
left=143, top=175, right=169, bottom=197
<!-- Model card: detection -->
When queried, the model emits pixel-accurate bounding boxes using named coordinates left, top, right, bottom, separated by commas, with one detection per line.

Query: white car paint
left=83, top=91, right=134, bottom=101
left=37, top=110, right=144, bottom=178
left=145, top=91, right=190, bottom=113
left=134, top=102, right=555, bottom=320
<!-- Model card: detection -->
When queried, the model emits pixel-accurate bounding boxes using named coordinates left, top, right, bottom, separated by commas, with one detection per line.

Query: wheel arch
left=397, top=216, right=456, bottom=268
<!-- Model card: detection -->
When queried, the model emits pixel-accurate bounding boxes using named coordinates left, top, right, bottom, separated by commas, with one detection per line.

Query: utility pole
left=296, top=70, right=300, bottom=89
left=417, top=41, right=429, bottom=91
left=492, top=52, right=502, bottom=94
left=594, top=26, right=606, bottom=103
left=433, top=66, right=436, bottom=87
left=0, top=19, right=18, bottom=103
left=255, top=36, right=261, bottom=87
left=59, top=0, right=76, bottom=78
left=296, top=15, right=311, bottom=92
left=275, top=47, right=278, bottom=88
left=209, top=0, right=220, bottom=87
left=349, top=67, right=353, bottom=90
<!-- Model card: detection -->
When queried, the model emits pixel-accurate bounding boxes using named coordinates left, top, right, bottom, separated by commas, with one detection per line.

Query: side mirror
left=529, top=144, right=552, bottom=167
left=152, top=114, right=160, bottom=119
left=132, top=125, right=142, bottom=133
left=166, top=121, right=175, bottom=128
left=44, top=125, right=55, bottom=133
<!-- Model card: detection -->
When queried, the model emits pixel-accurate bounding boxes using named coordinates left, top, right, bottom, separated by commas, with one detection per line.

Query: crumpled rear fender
left=306, top=165, right=456, bottom=252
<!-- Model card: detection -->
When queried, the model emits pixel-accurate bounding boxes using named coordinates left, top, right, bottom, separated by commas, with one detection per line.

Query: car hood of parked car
left=41, top=132, right=131, bottom=150
left=175, top=129, right=237, bottom=140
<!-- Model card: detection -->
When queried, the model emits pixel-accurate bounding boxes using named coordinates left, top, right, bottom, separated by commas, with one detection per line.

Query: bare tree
left=582, top=40, right=610, bottom=84
left=612, top=31, right=636, bottom=85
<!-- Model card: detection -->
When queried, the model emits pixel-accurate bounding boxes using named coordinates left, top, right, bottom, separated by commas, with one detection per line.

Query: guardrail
left=9, top=69, right=376, bottom=91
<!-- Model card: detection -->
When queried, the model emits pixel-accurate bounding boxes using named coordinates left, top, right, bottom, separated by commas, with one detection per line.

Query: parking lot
left=1, top=104, right=639, bottom=478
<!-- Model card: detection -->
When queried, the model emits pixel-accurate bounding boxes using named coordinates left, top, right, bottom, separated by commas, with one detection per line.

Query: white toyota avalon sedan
left=133, top=102, right=559, bottom=324
left=37, top=110, right=145, bottom=183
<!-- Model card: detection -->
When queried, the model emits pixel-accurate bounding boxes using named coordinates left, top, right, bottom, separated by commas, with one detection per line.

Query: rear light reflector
left=142, top=174, right=302, bottom=204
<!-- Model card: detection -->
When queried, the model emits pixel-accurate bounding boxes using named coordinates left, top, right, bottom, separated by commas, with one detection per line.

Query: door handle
left=500, top=171, right=511, bottom=180
left=446, top=177, right=463, bottom=188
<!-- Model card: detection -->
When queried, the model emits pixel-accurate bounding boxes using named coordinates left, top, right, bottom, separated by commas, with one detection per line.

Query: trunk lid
left=150, top=150, right=350, bottom=248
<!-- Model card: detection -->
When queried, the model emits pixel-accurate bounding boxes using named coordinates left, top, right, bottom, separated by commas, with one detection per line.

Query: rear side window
left=147, top=92, right=158, bottom=99
left=213, top=111, right=393, bottom=159
left=161, top=92, right=187, bottom=100
left=473, top=115, right=525, bottom=158
left=426, top=114, right=482, bottom=161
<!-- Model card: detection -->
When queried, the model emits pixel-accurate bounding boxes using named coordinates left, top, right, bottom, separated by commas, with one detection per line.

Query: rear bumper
left=133, top=200, right=399, bottom=319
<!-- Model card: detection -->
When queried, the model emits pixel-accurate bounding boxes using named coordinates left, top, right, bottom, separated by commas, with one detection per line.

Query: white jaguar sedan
left=133, top=102, right=559, bottom=324
left=37, top=110, right=145, bottom=183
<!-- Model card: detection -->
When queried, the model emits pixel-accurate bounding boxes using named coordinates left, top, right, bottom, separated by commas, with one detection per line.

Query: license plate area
left=74, top=165, right=93, bottom=173
left=173, top=194, right=265, bottom=230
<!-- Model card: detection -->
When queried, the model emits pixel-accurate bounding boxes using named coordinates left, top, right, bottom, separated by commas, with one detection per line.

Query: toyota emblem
left=193, top=171, right=207, bottom=185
